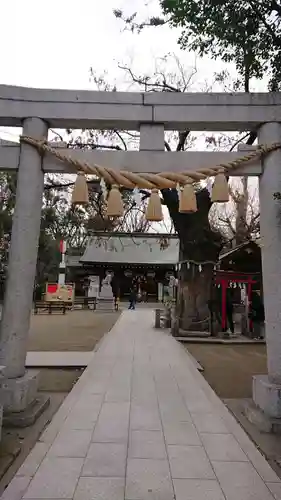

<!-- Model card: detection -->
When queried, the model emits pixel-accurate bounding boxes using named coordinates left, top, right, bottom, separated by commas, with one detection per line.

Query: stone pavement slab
left=3, top=310, right=281, bottom=499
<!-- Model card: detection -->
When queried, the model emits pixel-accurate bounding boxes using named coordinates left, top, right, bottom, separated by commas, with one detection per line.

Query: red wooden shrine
left=214, top=270, right=261, bottom=330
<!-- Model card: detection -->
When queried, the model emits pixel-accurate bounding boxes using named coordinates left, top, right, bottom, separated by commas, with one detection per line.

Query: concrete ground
left=3, top=310, right=281, bottom=500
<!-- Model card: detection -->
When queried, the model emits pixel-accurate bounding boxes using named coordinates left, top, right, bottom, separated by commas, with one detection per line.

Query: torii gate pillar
left=253, top=121, right=281, bottom=419
left=0, top=117, right=48, bottom=415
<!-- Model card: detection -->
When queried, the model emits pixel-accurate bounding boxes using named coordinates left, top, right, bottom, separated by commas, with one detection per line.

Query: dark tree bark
left=162, top=187, right=224, bottom=331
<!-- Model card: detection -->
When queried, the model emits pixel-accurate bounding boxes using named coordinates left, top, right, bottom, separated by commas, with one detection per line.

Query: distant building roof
left=79, top=233, right=179, bottom=266
left=218, top=239, right=261, bottom=274
left=219, top=239, right=261, bottom=262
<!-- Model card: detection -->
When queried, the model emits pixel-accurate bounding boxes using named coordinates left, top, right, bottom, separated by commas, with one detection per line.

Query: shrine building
left=215, top=239, right=262, bottom=333
left=66, top=232, right=179, bottom=301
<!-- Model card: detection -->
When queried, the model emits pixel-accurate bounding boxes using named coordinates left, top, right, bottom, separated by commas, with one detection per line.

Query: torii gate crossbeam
left=0, top=141, right=262, bottom=176
left=1, top=84, right=281, bottom=130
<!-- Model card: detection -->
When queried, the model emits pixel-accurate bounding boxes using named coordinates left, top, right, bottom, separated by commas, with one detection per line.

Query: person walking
left=249, top=290, right=265, bottom=339
left=128, top=286, right=137, bottom=310
left=224, top=287, right=235, bottom=335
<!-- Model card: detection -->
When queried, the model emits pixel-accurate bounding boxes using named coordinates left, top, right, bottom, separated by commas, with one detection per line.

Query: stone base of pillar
left=244, top=400, right=281, bottom=434
left=1, top=370, right=40, bottom=413
left=244, top=374, right=281, bottom=434
left=3, top=395, right=50, bottom=428
left=96, top=298, right=116, bottom=311
left=253, top=374, right=281, bottom=418
left=1, top=370, right=50, bottom=428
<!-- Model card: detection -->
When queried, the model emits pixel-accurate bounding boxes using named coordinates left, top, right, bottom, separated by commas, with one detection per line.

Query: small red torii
left=214, top=270, right=260, bottom=331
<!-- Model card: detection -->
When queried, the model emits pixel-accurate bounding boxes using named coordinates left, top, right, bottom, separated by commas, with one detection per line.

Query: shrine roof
left=79, top=233, right=179, bottom=266
left=219, top=239, right=261, bottom=261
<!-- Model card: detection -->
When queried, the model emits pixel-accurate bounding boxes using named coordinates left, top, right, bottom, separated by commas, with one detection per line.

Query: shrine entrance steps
left=3, top=310, right=280, bottom=500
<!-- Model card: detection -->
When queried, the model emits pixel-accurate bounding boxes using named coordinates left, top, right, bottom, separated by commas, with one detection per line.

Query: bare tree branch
left=114, top=130, right=128, bottom=151
left=229, top=132, right=251, bottom=151
left=118, top=63, right=180, bottom=92
left=67, top=142, right=123, bottom=151
left=176, top=131, right=190, bottom=151
left=272, top=0, right=281, bottom=17
left=113, top=9, right=168, bottom=33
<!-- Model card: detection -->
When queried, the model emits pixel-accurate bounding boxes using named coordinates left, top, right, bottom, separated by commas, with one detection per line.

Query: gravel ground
left=28, top=310, right=120, bottom=351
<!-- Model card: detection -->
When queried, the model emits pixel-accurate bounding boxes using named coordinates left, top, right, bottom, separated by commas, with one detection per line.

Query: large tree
left=104, top=59, right=258, bottom=331
left=112, top=3, right=267, bottom=329
left=116, top=0, right=281, bottom=90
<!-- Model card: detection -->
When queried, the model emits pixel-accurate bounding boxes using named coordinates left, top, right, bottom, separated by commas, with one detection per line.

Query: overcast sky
left=0, top=0, right=226, bottom=145
left=0, top=0, right=267, bottom=134
left=1, top=0, right=235, bottom=90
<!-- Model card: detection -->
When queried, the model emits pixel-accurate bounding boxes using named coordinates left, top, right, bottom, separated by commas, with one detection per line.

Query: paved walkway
left=2, top=310, right=281, bottom=500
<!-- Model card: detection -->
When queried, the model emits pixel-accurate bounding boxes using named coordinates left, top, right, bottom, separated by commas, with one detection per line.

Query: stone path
left=2, top=310, right=281, bottom=500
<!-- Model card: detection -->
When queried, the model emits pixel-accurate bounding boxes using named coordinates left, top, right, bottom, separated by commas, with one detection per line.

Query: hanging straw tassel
left=179, top=182, right=197, bottom=213
left=145, top=189, right=163, bottom=222
left=72, top=171, right=89, bottom=205
left=106, top=184, right=124, bottom=217
left=211, top=170, right=229, bottom=203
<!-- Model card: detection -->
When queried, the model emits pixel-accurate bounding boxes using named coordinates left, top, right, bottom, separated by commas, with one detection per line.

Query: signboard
left=45, top=283, right=75, bottom=303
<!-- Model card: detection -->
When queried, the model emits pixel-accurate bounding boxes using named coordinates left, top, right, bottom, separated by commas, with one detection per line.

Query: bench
left=74, top=297, right=97, bottom=310
left=34, top=301, right=67, bottom=315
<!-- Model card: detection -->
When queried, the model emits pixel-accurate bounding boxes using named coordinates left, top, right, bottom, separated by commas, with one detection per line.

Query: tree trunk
left=235, top=176, right=249, bottom=245
left=162, top=188, right=224, bottom=332
left=178, top=262, right=213, bottom=331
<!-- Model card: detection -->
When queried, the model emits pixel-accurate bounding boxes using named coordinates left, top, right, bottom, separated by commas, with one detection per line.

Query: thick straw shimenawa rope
left=20, top=136, right=281, bottom=188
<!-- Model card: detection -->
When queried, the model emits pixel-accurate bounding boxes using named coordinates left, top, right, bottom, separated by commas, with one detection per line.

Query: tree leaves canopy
left=160, top=0, right=281, bottom=90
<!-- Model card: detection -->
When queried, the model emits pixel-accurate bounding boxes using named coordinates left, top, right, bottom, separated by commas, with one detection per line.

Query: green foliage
left=160, top=0, right=281, bottom=89
left=0, top=173, right=16, bottom=280
left=113, top=9, right=166, bottom=32
left=115, top=1, right=281, bottom=90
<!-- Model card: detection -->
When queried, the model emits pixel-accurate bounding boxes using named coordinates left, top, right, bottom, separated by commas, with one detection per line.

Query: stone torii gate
left=0, top=85, right=281, bottom=424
